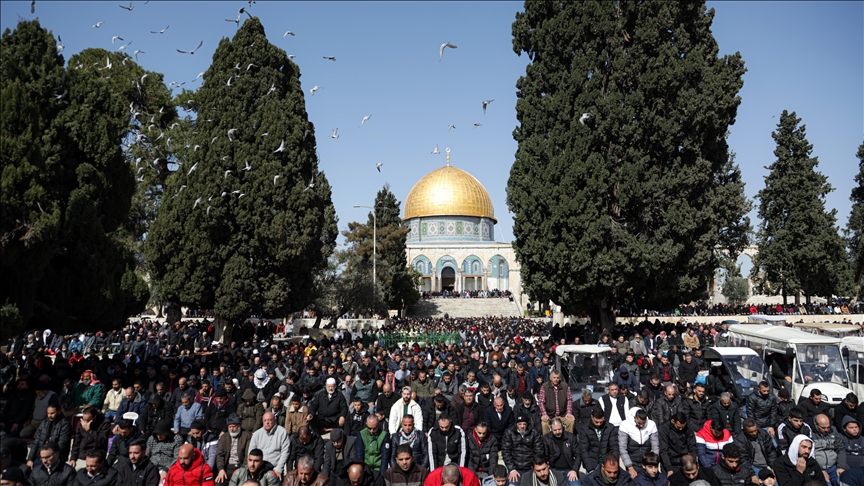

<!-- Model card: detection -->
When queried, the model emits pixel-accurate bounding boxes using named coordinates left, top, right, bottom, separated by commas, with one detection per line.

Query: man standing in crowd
left=248, top=412, right=289, bottom=480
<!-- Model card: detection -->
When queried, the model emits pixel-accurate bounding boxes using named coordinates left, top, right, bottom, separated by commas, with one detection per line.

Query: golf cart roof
left=555, top=344, right=615, bottom=356
left=747, top=315, right=789, bottom=323
left=706, top=347, right=761, bottom=357
left=792, top=322, right=861, bottom=333
left=729, top=324, right=841, bottom=345
left=842, top=335, right=864, bottom=352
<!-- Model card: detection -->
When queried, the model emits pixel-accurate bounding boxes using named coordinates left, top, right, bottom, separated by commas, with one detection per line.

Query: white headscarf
left=787, top=434, right=812, bottom=463
left=253, top=369, right=270, bottom=389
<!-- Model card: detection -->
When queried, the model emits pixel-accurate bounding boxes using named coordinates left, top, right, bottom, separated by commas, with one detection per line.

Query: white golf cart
left=701, top=347, right=772, bottom=403
left=554, top=344, right=615, bottom=400
left=791, top=322, right=862, bottom=338
left=841, top=335, right=864, bottom=399
left=728, top=324, right=853, bottom=405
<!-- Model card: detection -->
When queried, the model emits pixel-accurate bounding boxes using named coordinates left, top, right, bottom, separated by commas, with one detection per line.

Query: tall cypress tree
left=1, top=20, right=147, bottom=338
left=342, top=185, right=419, bottom=313
left=848, top=142, right=864, bottom=300
left=752, top=111, right=846, bottom=304
left=507, top=1, right=749, bottom=326
left=145, top=18, right=337, bottom=331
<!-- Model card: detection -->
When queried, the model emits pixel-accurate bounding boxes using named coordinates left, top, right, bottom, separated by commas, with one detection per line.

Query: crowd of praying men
left=1, top=317, right=863, bottom=486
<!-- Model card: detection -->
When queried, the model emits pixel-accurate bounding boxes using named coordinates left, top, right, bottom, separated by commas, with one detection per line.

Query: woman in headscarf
left=771, top=434, right=827, bottom=486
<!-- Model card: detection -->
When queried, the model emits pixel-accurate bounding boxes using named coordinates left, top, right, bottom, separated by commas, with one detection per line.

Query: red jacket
left=165, top=448, right=215, bottom=486
left=423, top=466, right=480, bottom=486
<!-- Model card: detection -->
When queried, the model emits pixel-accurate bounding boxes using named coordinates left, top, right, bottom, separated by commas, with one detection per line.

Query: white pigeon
left=210, top=136, right=218, bottom=145
left=447, top=124, right=456, bottom=132
left=111, top=35, right=124, bottom=46
left=227, top=128, right=237, bottom=141
left=330, top=128, right=339, bottom=139
left=283, top=31, right=295, bottom=38
left=304, top=176, right=314, bottom=192
left=274, top=139, right=286, bottom=153
left=92, top=21, right=104, bottom=29
left=117, top=40, right=132, bottom=52
left=193, top=145, right=201, bottom=152
left=224, top=170, right=232, bottom=179
left=56, top=36, right=64, bottom=54
left=579, top=113, right=591, bottom=125
left=207, top=206, right=213, bottom=215
left=376, top=163, right=382, bottom=172
left=473, top=123, right=482, bottom=128
left=439, top=42, right=457, bottom=61
left=359, top=114, right=372, bottom=127
left=178, top=185, right=187, bottom=193
left=187, top=162, right=198, bottom=175
left=482, top=99, right=494, bottom=115
left=243, top=160, right=252, bottom=171
left=193, top=197, right=202, bottom=209
left=150, top=25, right=169, bottom=34
left=273, top=175, right=281, bottom=185
left=309, top=86, right=321, bottom=96
left=431, top=145, right=440, bottom=154
left=194, top=72, right=205, bottom=82
left=323, top=56, right=336, bottom=61
left=133, top=49, right=144, bottom=62
left=288, top=55, right=295, bottom=60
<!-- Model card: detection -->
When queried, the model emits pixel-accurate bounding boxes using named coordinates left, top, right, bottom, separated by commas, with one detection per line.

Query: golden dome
left=404, top=163, right=496, bottom=222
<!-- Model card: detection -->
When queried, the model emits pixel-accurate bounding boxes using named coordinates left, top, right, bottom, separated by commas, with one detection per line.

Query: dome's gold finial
left=446, top=147, right=450, bottom=166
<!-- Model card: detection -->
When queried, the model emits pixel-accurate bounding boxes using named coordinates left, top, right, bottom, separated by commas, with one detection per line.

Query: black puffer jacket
left=745, top=391, right=778, bottom=429
left=70, top=411, right=113, bottom=461
left=27, top=417, right=73, bottom=462
left=712, top=462, right=751, bottom=486
left=683, top=397, right=710, bottom=433
left=578, top=421, right=617, bottom=473
left=466, top=431, right=499, bottom=475
left=427, top=425, right=466, bottom=469
left=658, top=421, right=697, bottom=470
left=30, top=462, right=77, bottom=486
left=772, top=452, right=826, bottom=486
left=502, top=426, right=543, bottom=472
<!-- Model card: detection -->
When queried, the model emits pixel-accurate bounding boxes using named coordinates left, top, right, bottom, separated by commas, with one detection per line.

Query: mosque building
left=402, top=149, right=523, bottom=304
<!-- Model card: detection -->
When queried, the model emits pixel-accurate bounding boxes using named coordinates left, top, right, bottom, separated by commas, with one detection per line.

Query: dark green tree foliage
left=752, top=111, right=846, bottom=303
left=145, top=18, right=337, bottom=321
left=847, top=141, right=864, bottom=299
left=66, top=48, right=178, bottom=246
left=1, top=20, right=147, bottom=339
left=311, top=252, right=377, bottom=328
left=342, top=185, right=419, bottom=312
left=507, top=1, right=749, bottom=325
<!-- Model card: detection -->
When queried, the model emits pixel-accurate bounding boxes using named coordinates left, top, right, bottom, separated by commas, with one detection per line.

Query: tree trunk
left=213, top=315, right=229, bottom=343
left=782, top=286, right=788, bottom=306
left=794, top=291, right=800, bottom=306
left=312, top=314, right=322, bottom=329
left=805, top=294, right=811, bottom=305
left=589, top=301, right=617, bottom=332
left=166, top=303, right=182, bottom=326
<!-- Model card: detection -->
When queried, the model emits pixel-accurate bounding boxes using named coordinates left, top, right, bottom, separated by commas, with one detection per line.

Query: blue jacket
left=633, top=467, right=668, bottom=486
left=173, top=402, right=202, bottom=431
left=114, top=393, right=148, bottom=424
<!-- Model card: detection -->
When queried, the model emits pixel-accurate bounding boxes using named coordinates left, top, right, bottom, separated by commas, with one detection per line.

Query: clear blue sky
left=2, top=1, right=861, bottom=262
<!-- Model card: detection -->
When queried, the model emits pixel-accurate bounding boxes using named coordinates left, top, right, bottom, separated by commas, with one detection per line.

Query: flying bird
left=359, top=114, right=372, bottom=127
left=177, top=41, right=203, bottom=55
left=119, top=1, right=133, bottom=11
left=274, top=139, right=286, bottom=153
left=447, top=124, right=455, bottom=132
left=473, top=123, right=482, bottom=128
left=439, top=42, right=457, bottom=61
left=482, top=99, right=494, bottom=115
left=431, top=144, right=440, bottom=154
left=304, top=176, right=314, bottom=192
left=150, top=25, right=169, bottom=34
left=178, top=185, right=187, bottom=193
left=92, top=21, right=104, bottom=29
left=193, top=197, right=202, bottom=209
left=133, top=49, right=144, bottom=62
left=242, top=160, right=252, bottom=171
left=224, top=170, right=232, bottom=179
left=260, top=132, right=269, bottom=137
left=56, top=36, right=64, bottom=53
left=304, top=129, right=312, bottom=138
left=283, top=31, right=295, bottom=38
left=246, top=63, right=258, bottom=71
left=309, top=86, right=321, bottom=96
left=210, top=136, right=218, bottom=145
left=323, top=56, right=336, bottom=61
left=376, top=163, right=382, bottom=172
left=579, top=113, right=591, bottom=125
left=330, top=128, right=339, bottom=139
left=111, top=35, right=124, bottom=46
left=273, top=175, right=281, bottom=185
left=31, top=0, right=35, bottom=14
left=227, top=128, right=237, bottom=141
left=288, top=55, right=295, bottom=60
left=140, top=73, right=148, bottom=83
left=207, top=206, right=213, bottom=215
left=117, top=40, right=132, bottom=51
left=187, top=162, right=198, bottom=175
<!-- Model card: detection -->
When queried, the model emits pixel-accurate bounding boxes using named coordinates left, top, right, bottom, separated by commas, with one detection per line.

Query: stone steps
left=407, top=298, right=521, bottom=318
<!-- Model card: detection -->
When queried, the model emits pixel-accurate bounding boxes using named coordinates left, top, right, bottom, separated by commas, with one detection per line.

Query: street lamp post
left=353, top=204, right=379, bottom=292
